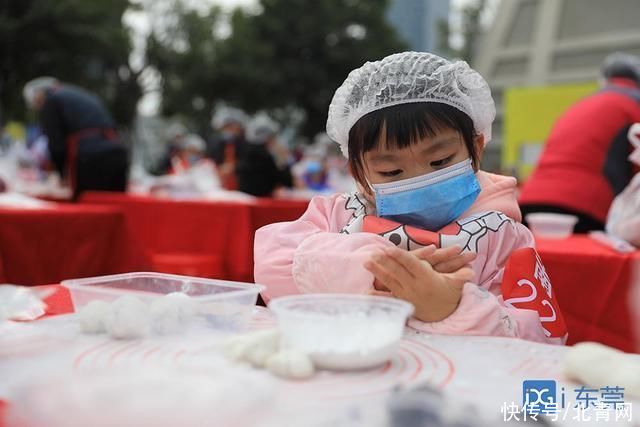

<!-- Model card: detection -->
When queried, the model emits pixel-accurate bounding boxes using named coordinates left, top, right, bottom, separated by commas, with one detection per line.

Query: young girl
left=254, top=52, right=567, bottom=345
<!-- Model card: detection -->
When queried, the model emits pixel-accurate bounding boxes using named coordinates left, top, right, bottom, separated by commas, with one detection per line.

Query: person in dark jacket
left=519, top=53, right=640, bottom=232
left=236, top=113, right=292, bottom=197
left=23, top=77, right=128, bottom=199
left=208, top=106, right=249, bottom=190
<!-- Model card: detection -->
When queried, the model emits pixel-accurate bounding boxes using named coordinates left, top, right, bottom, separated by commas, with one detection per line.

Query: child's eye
left=379, top=169, right=402, bottom=177
left=430, top=156, right=454, bottom=168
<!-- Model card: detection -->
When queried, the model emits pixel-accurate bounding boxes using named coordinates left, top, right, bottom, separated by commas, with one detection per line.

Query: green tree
left=217, top=0, right=407, bottom=136
left=145, top=2, right=223, bottom=135
left=0, top=0, right=141, bottom=126
left=147, top=0, right=406, bottom=137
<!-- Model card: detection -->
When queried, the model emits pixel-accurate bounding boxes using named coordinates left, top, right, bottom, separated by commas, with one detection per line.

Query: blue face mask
left=371, top=159, right=480, bottom=231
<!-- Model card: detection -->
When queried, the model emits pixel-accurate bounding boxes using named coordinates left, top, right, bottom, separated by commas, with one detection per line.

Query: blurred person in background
left=208, top=106, right=248, bottom=190
left=292, top=132, right=332, bottom=193
left=23, top=77, right=128, bottom=200
left=301, top=160, right=330, bottom=192
left=168, top=133, right=208, bottom=174
left=311, top=132, right=355, bottom=193
left=519, top=52, right=640, bottom=233
left=153, top=122, right=187, bottom=176
left=236, top=113, right=292, bottom=197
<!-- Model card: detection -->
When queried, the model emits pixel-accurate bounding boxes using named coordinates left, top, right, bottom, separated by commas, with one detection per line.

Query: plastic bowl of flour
left=62, top=272, right=264, bottom=334
left=269, top=294, right=414, bottom=370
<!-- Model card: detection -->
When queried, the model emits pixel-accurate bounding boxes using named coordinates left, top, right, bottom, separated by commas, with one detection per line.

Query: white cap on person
left=23, top=77, right=59, bottom=109
left=211, top=106, right=249, bottom=130
left=246, top=113, right=280, bottom=144
left=326, top=51, right=496, bottom=158
left=180, top=133, right=206, bottom=152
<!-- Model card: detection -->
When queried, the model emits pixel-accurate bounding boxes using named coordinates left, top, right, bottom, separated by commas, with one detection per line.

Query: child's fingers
left=364, top=259, right=405, bottom=295
left=384, top=247, right=433, bottom=279
left=368, top=290, right=394, bottom=298
left=371, top=250, right=414, bottom=287
left=409, top=245, right=436, bottom=259
left=433, top=251, right=477, bottom=274
left=415, top=245, right=462, bottom=265
left=373, top=278, right=389, bottom=291
left=447, top=266, right=474, bottom=284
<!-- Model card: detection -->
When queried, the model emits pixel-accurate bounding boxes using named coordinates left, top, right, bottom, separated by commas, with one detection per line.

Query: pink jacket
left=255, top=171, right=567, bottom=345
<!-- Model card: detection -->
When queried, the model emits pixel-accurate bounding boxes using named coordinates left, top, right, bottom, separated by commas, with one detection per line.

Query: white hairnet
left=211, top=106, right=249, bottom=130
left=246, top=113, right=280, bottom=144
left=180, top=133, right=206, bottom=152
left=23, top=77, right=59, bottom=109
left=326, top=51, right=496, bottom=157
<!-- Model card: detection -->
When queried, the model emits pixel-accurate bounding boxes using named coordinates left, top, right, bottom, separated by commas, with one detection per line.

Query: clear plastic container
left=62, top=272, right=264, bottom=334
left=269, top=294, right=414, bottom=370
left=525, top=213, right=578, bottom=239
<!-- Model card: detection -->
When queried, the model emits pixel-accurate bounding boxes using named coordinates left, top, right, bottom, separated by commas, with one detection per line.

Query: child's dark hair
left=347, top=102, right=480, bottom=190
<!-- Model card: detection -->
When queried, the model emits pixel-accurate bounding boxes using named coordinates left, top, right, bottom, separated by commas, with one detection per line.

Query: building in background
left=386, top=0, right=450, bottom=55
left=473, top=0, right=640, bottom=177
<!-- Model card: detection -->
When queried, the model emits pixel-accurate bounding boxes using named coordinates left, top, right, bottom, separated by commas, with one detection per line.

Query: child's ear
left=474, top=134, right=485, bottom=159
left=469, top=134, right=485, bottom=171
left=473, top=134, right=486, bottom=168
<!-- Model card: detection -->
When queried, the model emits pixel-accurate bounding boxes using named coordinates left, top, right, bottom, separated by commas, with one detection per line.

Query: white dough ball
left=221, top=329, right=280, bottom=367
left=243, top=329, right=280, bottom=368
left=149, top=293, right=195, bottom=335
left=78, top=301, right=112, bottom=334
left=105, top=296, right=151, bottom=340
left=221, top=335, right=254, bottom=362
left=245, top=344, right=278, bottom=368
left=564, top=342, right=640, bottom=398
left=266, top=350, right=315, bottom=380
left=165, top=292, right=196, bottom=316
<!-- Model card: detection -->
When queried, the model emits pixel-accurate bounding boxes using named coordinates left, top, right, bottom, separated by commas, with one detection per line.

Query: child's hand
left=364, top=247, right=474, bottom=322
left=371, top=245, right=476, bottom=291
left=412, top=245, right=477, bottom=274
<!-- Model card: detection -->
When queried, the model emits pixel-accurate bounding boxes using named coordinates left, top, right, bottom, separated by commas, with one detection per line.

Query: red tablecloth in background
left=0, top=205, right=150, bottom=286
left=79, top=193, right=309, bottom=283
left=250, top=197, right=309, bottom=231
left=536, top=235, right=639, bottom=352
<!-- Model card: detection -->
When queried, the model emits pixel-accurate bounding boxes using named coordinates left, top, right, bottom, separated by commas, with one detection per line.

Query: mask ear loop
left=355, top=179, right=377, bottom=206
left=628, top=123, right=640, bottom=166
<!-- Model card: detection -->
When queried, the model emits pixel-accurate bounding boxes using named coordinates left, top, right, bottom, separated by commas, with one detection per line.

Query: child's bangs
left=352, top=103, right=465, bottom=156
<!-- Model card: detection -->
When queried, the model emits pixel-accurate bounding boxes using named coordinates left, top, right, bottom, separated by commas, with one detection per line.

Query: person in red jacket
left=519, top=52, right=640, bottom=233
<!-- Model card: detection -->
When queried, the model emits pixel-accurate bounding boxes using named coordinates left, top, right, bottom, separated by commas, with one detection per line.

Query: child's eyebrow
left=369, top=137, right=460, bottom=163
left=369, top=153, right=399, bottom=162
left=422, top=137, right=460, bottom=155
